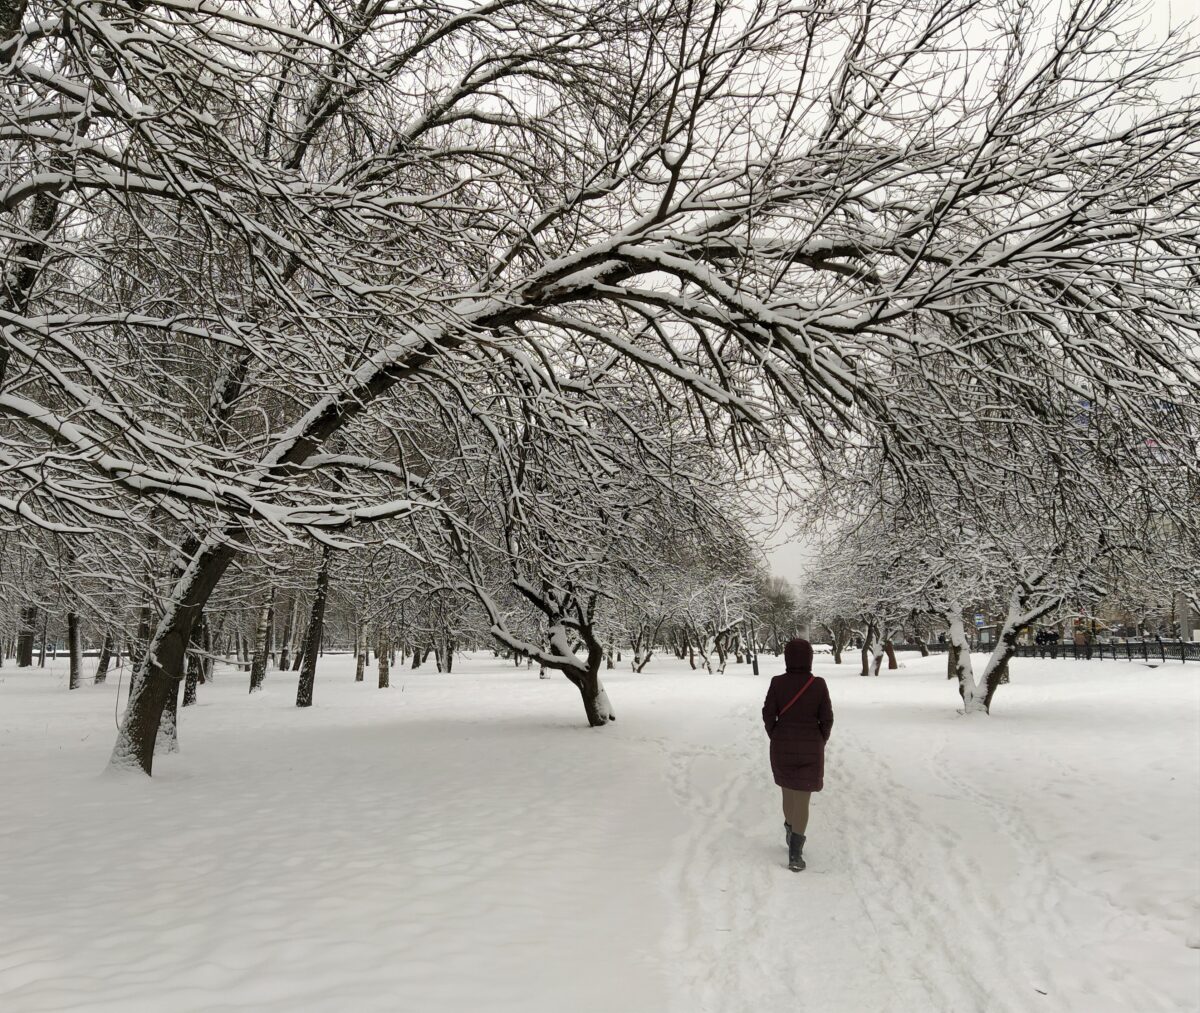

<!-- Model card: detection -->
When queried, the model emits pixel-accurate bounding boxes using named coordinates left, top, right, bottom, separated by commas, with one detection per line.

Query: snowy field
left=1, top=652, right=1197, bottom=1013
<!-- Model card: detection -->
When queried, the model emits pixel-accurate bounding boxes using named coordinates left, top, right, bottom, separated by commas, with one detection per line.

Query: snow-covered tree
left=1, top=0, right=1196, bottom=770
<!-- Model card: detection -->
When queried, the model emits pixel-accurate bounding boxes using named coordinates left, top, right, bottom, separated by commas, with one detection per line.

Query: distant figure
left=762, top=638, right=834, bottom=871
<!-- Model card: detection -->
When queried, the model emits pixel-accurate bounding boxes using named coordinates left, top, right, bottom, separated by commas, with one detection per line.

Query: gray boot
left=784, top=821, right=792, bottom=846
left=788, top=832, right=806, bottom=872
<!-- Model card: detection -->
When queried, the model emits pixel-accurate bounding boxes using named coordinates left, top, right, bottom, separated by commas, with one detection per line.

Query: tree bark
left=296, top=548, right=332, bottom=708
left=201, top=615, right=215, bottom=683
left=561, top=640, right=615, bottom=726
left=182, top=647, right=201, bottom=707
left=67, top=611, right=83, bottom=689
left=377, top=632, right=390, bottom=688
left=291, top=623, right=306, bottom=670
left=249, top=590, right=274, bottom=693
left=109, top=537, right=239, bottom=774
left=16, top=605, right=36, bottom=667
left=355, top=625, right=366, bottom=682
left=156, top=671, right=182, bottom=755
left=278, top=594, right=295, bottom=671
left=94, top=630, right=114, bottom=684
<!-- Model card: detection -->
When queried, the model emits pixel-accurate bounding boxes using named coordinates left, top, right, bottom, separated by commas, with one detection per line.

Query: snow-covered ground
left=1, top=652, right=1197, bottom=1012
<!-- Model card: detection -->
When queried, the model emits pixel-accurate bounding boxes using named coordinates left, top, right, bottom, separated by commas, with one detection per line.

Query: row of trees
left=1, top=1, right=1197, bottom=772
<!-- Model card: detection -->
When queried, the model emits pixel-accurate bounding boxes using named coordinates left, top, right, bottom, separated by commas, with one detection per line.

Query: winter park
left=2, top=0, right=1200, bottom=1010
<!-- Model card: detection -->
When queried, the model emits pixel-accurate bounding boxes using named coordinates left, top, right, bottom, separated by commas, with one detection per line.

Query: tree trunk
left=249, top=591, right=273, bottom=693
left=38, top=610, right=48, bottom=667
left=94, top=630, right=114, bottom=684
left=355, top=625, right=367, bottom=682
left=16, top=605, right=36, bottom=667
left=291, top=624, right=306, bottom=670
left=884, top=639, right=897, bottom=670
left=377, top=633, right=390, bottom=688
left=278, top=594, right=296, bottom=671
left=109, top=536, right=239, bottom=775
left=947, top=612, right=988, bottom=713
left=201, top=616, right=215, bottom=683
left=67, top=611, right=83, bottom=690
left=633, top=646, right=654, bottom=673
left=182, top=652, right=200, bottom=707
left=563, top=643, right=615, bottom=726
left=296, top=548, right=332, bottom=708
left=871, top=637, right=887, bottom=676
left=182, top=619, right=204, bottom=707
left=129, top=604, right=153, bottom=673
left=156, top=671, right=181, bottom=755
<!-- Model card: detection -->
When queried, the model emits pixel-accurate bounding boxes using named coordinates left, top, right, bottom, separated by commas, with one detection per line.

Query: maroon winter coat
left=762, top=639, right=834, bottom=792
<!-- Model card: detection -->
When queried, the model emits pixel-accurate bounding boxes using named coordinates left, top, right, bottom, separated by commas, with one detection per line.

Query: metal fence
left=894, top=640, right=1200, bottom=662
left=1013, top=640, right=1200, bottom=663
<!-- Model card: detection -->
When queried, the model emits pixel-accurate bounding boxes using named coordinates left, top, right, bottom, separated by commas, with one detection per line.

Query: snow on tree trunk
left=156, top=674, right=181, bottom=755
left=355, top=626, right=366, bottom=682
left=67, top=612, right=83, bottom=690
left=567, top=660, right=615, bottom=727
left=947, top=612, right=988, bottom=714
left=377, top=633, right=390, bottom=688
left=249, top=592, right=273, bottom=693
left=870, top=639, right=886, bottom=677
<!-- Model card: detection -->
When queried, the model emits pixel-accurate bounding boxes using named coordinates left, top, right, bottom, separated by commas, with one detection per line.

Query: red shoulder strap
left=778, top=676, right=815, bottom=718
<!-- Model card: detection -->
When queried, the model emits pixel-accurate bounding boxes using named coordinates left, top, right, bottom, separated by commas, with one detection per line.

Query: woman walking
left=762, top=637, right=834, bottom=871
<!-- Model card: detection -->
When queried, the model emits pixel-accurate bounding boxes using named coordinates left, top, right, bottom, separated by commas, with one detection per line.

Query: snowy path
left=1, top=654, right=1197, bottom=1011
left=640, top=658, right=1200, bottom=1013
